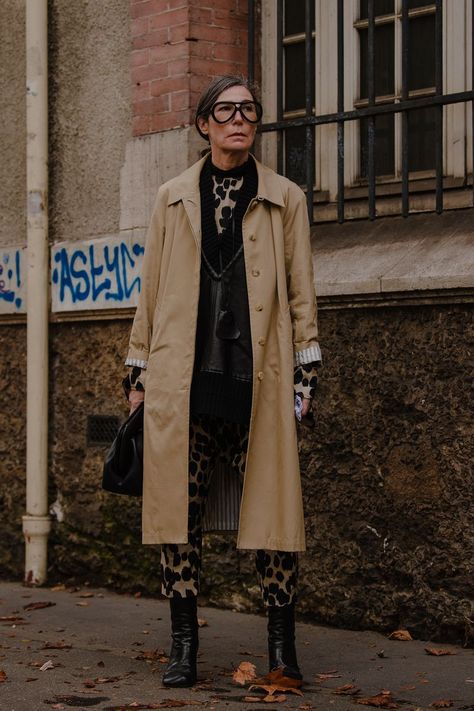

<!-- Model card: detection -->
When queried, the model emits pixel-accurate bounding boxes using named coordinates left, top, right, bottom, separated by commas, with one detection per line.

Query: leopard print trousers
left=160, top=414, right=298, bottom=607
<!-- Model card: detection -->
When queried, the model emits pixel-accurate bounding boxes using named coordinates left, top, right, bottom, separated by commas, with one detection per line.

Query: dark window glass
left=408, top=15, right=435, bottom=90
left=359, top=24, right=395, bottom=98
left=284, top=0, right=315, bottom=36
left=360, top=0, right=395, bottom=19
left=406, top=0, right=433, bottom=8
left=285, top=126, right=314, bottom=186
left=408, top=107, right=436, bottom=171
left=285, top=42, right=313, bottom=112
left=360, top=115, right=395, bottom=177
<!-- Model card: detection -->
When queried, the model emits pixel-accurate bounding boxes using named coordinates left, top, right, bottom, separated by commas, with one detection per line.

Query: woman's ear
left=197, top=115, right=209, bottom=138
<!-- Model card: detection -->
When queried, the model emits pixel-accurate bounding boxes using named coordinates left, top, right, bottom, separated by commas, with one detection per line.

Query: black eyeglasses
left=210, top=100, right=263, bottom=124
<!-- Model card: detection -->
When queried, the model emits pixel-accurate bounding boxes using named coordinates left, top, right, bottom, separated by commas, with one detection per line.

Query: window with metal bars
left=251, top=0, right=474, bottom=222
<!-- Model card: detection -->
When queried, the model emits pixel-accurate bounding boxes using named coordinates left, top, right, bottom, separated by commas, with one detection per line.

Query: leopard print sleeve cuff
left=294, top=362, right=319, bottom=400
left=122, top=366, right=146, bottom=400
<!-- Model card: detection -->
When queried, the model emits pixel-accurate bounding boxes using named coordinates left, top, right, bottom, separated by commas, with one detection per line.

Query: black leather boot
left=162, top=596, right=198, bottom=687
left=267, top=602, right=302, bottom=680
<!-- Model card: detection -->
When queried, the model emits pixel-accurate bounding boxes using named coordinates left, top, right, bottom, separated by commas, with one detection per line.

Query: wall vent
left=87, top=415, right=120, bottom=446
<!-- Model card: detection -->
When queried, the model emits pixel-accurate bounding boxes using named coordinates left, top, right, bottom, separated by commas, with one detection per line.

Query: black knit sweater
left=190, top=156, right=258, bottom=425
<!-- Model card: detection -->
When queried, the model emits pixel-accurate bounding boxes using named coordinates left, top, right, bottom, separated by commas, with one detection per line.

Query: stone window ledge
left=312, top=208, right=474, bottom=300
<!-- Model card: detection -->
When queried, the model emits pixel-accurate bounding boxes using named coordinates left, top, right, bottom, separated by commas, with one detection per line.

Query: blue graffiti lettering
left=53, top=239, right=144, bottom=309
left=89, top=245, right=111, bottom=300
left=121, top=243, right=141, bottom=299
left=104, top=245, right=124, bottom=302
left=0, top=253, right=21, bottom=306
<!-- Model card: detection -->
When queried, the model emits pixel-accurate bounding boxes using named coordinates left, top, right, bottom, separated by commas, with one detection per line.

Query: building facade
left=0, top=0, right=473, bottom=643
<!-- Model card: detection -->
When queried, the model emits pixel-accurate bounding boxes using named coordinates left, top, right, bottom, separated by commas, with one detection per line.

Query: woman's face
left=197, top=85, right=258, bottom=160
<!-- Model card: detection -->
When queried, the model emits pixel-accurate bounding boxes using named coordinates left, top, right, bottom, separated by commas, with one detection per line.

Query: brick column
left=130, top=0, right=248, bottom=137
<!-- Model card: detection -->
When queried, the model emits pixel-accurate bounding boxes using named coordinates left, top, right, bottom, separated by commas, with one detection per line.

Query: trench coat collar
left=166, top=153, right=286, bottom=207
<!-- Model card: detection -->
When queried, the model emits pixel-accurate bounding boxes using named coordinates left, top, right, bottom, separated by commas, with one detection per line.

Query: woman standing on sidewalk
left=124, top=75, right=321, bottom=687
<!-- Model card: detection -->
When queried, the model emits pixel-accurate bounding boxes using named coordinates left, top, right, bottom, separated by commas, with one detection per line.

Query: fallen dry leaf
left=355, top=690, right=398, bottom=708
left=332, top=683, right=360, bottom=696
left=39, top=660, right=55, bottom=671
left=239, top=650, right=265, bottom=657
left=244, top=697, right=261, bottom=702
left=23, top=601, right=56, bottom=612
left=75, top=601, right=90, bottom=607
left=0, top=669, right=7, bottom=683
left=263, top=694, right=287, bottom=703
left=135, top=648, right=168, bottom=663
left=315, top=672, right=341, bottom=681
left=79, top=592, right=94, bottom=598
left=197, top=618, right=208, bottom=627
left=0, top=615, right=25, bottom=622
left=41, top=641, right=72, bottom=650
left=249, top=669, right=304, bottom=697
left=388, top=630, right=412, bottom=641
left=299, top=705, right=313, bottom=710
left=233, top=661, right=257, bottom=685
left=50, top=584, right=66, bottom=592
left=425, top=647, right=456, bottom=656
left=430, top=702, right=453, bottom=709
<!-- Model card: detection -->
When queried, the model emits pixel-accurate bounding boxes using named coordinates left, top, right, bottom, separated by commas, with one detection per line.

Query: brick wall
left=130, top=0, right=248, bottom=136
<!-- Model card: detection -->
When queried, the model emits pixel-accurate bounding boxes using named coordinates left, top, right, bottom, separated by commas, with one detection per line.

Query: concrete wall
left=1, top=305, right=472, bottom=644
left=0, top=1, right=26, bottom=247
left=48, top=0, right=131, bottom=244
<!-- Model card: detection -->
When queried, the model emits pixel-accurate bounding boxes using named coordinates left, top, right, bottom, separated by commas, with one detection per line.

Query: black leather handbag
left=102, top=402, right=144, bottom=496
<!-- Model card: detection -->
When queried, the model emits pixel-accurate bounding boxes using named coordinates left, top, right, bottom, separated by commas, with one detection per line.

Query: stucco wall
left=48, top=0, right=131, bottom=244
left=1, top=305, right=471, bottom=643
left=0, top=1, right=26, bottom=247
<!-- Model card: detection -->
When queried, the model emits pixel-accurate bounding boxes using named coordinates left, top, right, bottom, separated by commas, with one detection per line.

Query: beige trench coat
left=126, top=154, right=320, bottom=551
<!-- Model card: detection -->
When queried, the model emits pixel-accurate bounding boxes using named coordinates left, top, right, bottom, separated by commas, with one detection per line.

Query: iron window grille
left=248, top=0, right=474, bottom=223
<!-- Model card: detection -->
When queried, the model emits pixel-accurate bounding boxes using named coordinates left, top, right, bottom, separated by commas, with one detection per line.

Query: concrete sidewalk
left=0, top=581, right=472, bottom=711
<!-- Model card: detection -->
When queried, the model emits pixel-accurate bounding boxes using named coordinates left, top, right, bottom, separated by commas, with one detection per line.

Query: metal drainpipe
left=22, top=0, right=51, bottom=585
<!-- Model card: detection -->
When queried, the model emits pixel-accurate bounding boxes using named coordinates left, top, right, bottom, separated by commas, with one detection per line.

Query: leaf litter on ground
left=388, top=630, right=412, bottom=641
left=332, top=683, right=361, bottom=696
left=248, top=668, right=304, bottom=697
left=354, top=689, right=398, bottom=708
left=135, top=648, right=169, bottom=664
left=23, top=601, right=56, bottom=612
left=425, top=647, right=456, bottom=656
left=232, top=661, right=257, bottom=685
left=103, top=701, right=204, bottom=710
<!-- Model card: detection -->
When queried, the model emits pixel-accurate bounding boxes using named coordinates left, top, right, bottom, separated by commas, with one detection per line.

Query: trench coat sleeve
left=282, top=183, right=321, bottom=364
left=126, top=187, right=167, bottom=367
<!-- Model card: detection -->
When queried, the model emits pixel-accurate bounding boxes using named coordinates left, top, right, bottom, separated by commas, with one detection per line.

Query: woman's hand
left=129, top=389, right=145, bottom=413
left=300, top=397, right=311, bottom=418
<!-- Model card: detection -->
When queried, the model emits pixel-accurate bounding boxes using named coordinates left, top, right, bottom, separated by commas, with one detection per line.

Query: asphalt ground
left=0, top=581, right=472, bottom=711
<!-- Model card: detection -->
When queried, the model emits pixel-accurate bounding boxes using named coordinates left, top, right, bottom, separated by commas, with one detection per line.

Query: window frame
left=259, top=0, right=473, bottom=216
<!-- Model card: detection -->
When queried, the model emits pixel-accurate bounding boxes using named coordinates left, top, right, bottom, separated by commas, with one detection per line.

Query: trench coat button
left=257, top=371, right=264, bottom=380
left=255, top=304, right=263, bottom=311
left=249, top=234, right=256, bottom=241
left=252, top=269, right=260, bottom=277
left=258, top=337, right=265, bottom=346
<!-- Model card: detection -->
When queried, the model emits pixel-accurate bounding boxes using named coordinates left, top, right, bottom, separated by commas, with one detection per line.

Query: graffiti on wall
left=0, top=247, right=26, bottom=314
left=51, top=233, right=145, bottom=312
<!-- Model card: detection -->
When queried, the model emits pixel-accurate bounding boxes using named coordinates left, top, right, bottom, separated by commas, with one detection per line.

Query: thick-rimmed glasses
left=210, top=100, right=263, bottom=124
